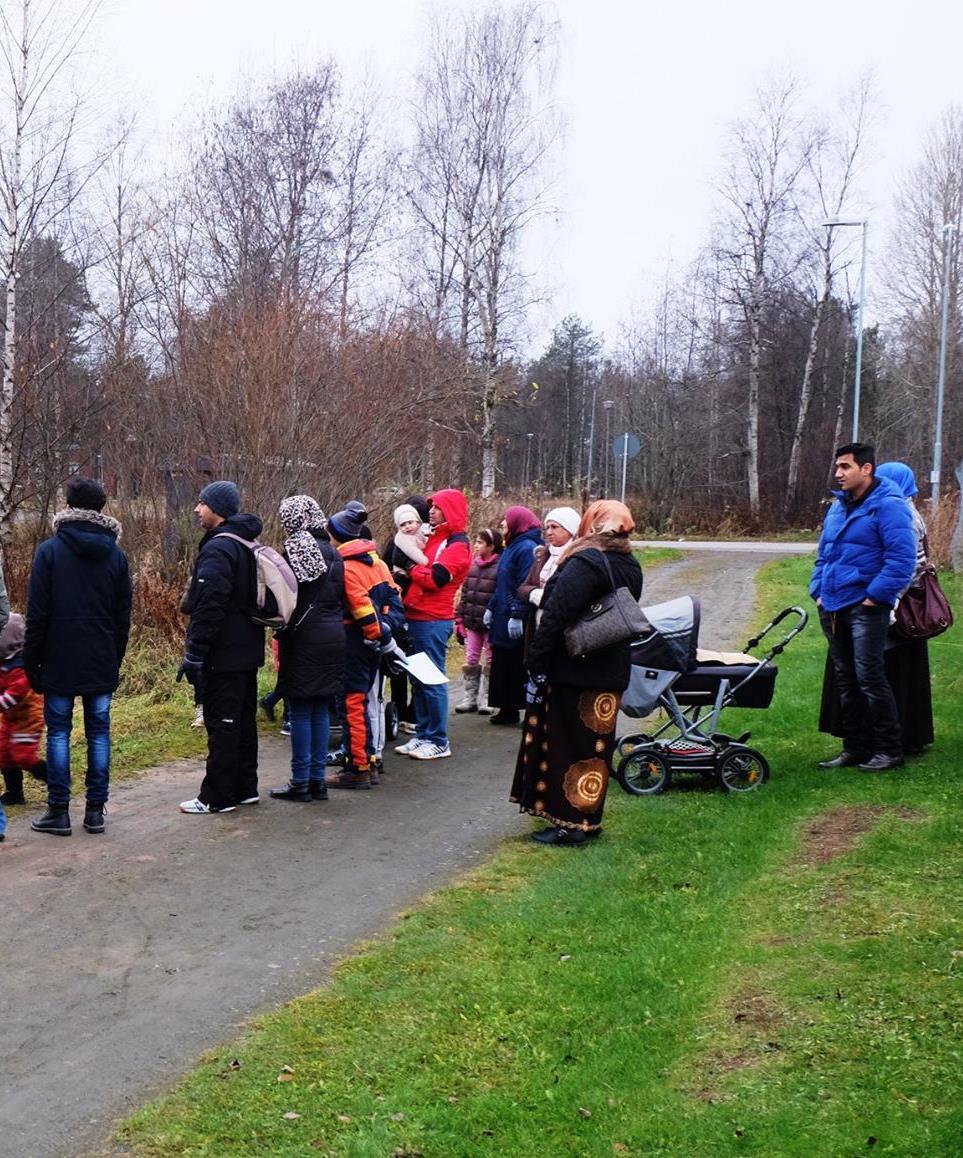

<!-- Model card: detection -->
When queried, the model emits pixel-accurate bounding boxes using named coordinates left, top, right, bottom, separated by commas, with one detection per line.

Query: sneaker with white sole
left=179, top=797, right=235, bottom=814
left=237, top=795, right=260, bottom=805
left=409, top=742, right=452, bottom=760
left=191, top=705, right=205, bottom=728
left=394, top=737, right=423, bottom=755
left=399, top=721, right=417, bottom=735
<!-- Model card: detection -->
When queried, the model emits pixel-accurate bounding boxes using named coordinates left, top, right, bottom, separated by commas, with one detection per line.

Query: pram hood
left=631, top=596, right=700, bottom=673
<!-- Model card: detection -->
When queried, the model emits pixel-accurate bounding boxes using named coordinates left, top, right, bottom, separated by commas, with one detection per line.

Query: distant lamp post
left=524, top=432, right=534, bottom=493
left=602, top=400, right=615, bottom=496
left=822, top=217, right=868, bottom=441
left=932, top=222, right=957, bottom=504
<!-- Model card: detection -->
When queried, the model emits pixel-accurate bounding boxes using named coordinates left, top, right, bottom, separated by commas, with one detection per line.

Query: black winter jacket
left=184, top=514, right=265, bottom=672
left=277, top=538, right=346, bottom=700
left=24, top=510, right=132, bottom=695
left=456, top=553, right=500, bottom=632
left=526, top=547, right=643, bottom=691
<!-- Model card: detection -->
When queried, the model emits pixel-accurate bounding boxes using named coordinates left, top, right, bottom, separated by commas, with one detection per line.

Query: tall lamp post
left=822, top=217, right=868, bottom=440
left=932, top=222, right=956, bottom=504
left=602, top=399, right=615, bottom=496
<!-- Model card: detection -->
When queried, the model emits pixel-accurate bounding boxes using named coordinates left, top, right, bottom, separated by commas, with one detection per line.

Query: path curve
left=0, top=548, right=804, bottom=1158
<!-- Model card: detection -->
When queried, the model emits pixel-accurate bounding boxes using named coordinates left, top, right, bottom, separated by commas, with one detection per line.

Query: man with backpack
left=178, top=481, right=266, bottom=813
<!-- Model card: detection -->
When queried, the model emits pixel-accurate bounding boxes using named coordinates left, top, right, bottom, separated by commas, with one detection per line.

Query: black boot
left=83, top=803, right=106, bottom=834
left=309, top=780, right=328, bottom=801
left=31, top=803, right=71, bottom=836
left=269, top=781, right=313, bottom=802
left=1, top=767, right=25, bottom=805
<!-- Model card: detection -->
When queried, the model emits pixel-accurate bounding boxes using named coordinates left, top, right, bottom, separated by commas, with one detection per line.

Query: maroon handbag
left=893, top=565, right=953, bottom=641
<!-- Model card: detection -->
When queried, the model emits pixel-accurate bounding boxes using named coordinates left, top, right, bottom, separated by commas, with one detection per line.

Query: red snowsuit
left=0, top=659, right=45, bottom=771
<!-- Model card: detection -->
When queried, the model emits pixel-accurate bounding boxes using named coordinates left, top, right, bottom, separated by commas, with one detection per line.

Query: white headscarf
left=538, top=506, right=580, bottom=589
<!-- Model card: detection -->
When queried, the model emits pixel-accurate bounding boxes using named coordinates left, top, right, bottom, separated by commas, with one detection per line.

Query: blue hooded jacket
left=810, top=476, right=916, bottom=612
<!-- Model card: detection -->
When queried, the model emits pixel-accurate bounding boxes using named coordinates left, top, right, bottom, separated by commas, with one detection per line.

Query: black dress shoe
left=531, top=826, right=590, bottom=846
left=858, top=753, right=905, bottom=771
left=309, top=781, right=329, bottom=801
left=269, top=782, right=313, bottom=802
left=816, top=751, right=865, bottom=769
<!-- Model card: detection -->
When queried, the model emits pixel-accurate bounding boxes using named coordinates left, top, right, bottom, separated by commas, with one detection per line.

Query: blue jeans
left=288, top=696, right=331, bottom=786
left=44, top=693, right=113, bottom=806
left=407, top=619, right=452, bottom=746
left=820, top=603, right=902, bottom=757
left=0, top=797, right=6, bottom=838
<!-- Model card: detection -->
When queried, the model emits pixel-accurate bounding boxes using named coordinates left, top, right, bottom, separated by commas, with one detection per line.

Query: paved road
left=0, top=548, right=801, bottom=1158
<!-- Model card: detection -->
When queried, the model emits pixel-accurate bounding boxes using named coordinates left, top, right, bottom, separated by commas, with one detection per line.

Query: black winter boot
left=1, top=767, right=25, bottom=805
left=269, top=781, right=313, bottom=802
left=31, top=803, right=71, bottom=836
left=83, top=804, right=106, bottom=833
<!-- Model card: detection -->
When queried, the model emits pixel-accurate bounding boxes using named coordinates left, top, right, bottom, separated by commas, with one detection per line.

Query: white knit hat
left=544, top=506, right=581, bottom=539
left=394, top=503, right=420, bottom=528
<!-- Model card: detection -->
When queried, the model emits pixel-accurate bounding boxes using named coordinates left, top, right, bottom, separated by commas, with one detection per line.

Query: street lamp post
left=524, top=432, right=534, bottom=493
left=602, top=399, right=615, bottom=497
left=822, top=217, right=869, bottom=441
left=585, top=386, right=598, bottom=500
left=932, top=222, right=956, bottom=505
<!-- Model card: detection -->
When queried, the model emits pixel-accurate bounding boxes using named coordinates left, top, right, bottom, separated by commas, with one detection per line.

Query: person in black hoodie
left=511, top=501, right=643, bottom=846
left=178, top=481, right=265, bottom=814
left=25, top=477, right=132, bottom=837
left=269, top=496, right=346, bottom=802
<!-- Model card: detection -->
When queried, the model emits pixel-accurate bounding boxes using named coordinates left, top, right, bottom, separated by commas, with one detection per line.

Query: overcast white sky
left=95, top=0, right=963, bottom=352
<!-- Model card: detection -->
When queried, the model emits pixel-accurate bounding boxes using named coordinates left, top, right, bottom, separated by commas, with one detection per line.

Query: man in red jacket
left=395, top=488, right=471, bottom=760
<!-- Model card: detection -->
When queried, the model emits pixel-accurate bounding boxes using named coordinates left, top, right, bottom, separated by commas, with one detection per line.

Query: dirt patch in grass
left=729, top=991, right=783, bottom=1030
left=796, top=805, right=926, bottom=867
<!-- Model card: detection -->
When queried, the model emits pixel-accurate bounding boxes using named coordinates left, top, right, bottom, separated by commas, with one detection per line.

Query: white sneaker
left=179, top=797, right=235, bottom=814
left=409, top=742, right=452, bottom=760
left=399, top=721, right=418, bottom=734
left=237, top=795, right=260, bottom=805
left=191, top=705, right=205, bottom=728
left=394, top=737, right=423, bottom=755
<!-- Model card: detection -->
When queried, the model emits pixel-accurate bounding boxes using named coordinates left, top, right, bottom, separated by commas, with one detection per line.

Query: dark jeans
left=199, top=670, right=259, bottom=808
left=820, top=603, right=902, bottom=757
left=44, top=693, right=112, bottom=806
left=288, top=696, right=332, bottom=786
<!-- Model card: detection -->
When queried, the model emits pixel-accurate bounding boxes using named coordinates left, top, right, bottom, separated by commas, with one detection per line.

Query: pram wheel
left=717, top=747, right=769, bottom=793
left=616, top=748, right=671, bottom=796
left=615, top=734, right=652, bottom=763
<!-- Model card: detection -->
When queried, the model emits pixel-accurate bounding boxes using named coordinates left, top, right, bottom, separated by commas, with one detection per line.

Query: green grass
left=637, top=546, right=684, bottom=567
left=117, top=559, right=963, bottom=1156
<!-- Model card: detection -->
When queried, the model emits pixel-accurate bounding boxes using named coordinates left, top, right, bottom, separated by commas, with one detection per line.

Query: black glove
left=176, top=656, right=205, bottom=690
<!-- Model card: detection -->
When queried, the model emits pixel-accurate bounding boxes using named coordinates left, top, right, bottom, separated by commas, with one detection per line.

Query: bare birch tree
left=0, top=0, right=99, bottom=534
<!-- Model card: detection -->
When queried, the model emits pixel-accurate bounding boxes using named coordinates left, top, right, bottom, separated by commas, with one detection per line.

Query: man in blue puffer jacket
left=810, top=443, right=916, bottom=771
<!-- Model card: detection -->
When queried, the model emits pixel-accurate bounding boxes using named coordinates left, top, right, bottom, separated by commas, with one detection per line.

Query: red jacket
left=405, top=489, right=471, bottom=622
left=0, top=660, right=45, bottom=734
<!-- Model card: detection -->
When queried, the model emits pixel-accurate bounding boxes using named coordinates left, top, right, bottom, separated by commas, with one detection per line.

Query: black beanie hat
left=328, top=503, right=369, bottom=543
left=198, top=480, right=241, bottom=519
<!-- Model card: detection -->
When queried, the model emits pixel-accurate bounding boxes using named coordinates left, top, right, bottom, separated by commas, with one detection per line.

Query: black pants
left=199, top=670, right=259, bottom=808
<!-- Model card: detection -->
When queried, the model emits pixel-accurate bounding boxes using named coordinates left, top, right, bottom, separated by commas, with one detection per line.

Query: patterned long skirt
left=510, top=683, right=620, bottom=832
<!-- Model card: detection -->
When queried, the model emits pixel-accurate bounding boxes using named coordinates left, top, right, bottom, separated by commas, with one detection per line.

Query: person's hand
left=862, top=597, right=877, bottom=606
left=482, top=608, right=493, bottom=628
left=176, top=656, right=204, bottom=689
left=363, top=637, right=382, bottom=654
left=529, top=587, right=543, bottom=607
left=508, top=617, right=524, bottom=640
left=380, top=637, right=405, bottom=659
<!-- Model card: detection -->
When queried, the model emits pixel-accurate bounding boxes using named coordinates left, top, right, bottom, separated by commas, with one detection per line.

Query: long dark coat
left=24, top=510, right=132, bottom=696
left=277, top=538, right=346, bottom=700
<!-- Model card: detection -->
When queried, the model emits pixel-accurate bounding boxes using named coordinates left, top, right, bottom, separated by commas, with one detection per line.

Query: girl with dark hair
left=455, top=527, right=503, bottom=713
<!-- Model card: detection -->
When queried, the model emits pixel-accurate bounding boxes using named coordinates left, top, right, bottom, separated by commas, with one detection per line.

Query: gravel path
left=0, top=548, right=800, bottom=1158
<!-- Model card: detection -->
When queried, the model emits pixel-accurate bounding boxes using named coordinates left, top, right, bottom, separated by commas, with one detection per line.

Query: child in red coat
left=0, top=613, right=46, bottom=805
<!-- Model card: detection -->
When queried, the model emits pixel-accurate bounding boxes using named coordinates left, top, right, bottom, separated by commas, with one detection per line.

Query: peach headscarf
left=577, top=500, right=635, bottom=537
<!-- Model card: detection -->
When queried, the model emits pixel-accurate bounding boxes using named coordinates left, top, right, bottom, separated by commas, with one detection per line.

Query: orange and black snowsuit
left=337, top=540, right=403, bottom=772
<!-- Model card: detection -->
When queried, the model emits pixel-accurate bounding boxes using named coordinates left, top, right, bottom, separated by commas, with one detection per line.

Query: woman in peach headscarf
left=510, top=501, right=642, bottom=846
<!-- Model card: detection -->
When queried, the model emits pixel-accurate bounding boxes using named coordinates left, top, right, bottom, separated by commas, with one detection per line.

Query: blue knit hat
left=328, top=502, right=368, bottom=542
left=198, top=480, right=241, bottom=518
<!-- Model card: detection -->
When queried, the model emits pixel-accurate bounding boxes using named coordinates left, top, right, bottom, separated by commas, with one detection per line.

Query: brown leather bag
left=893, top=565, right=953, bottom=641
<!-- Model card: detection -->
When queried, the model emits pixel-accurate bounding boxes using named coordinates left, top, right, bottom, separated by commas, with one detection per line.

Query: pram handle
left=744, top=606, right=808, bottom=658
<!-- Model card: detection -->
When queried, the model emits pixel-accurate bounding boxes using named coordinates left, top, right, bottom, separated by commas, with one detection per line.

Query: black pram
left=614, top=597, right=808, bottom=795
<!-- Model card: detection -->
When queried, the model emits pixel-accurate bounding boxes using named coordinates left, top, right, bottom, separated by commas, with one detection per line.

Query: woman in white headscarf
left=517, top=506, right=581, bottom=622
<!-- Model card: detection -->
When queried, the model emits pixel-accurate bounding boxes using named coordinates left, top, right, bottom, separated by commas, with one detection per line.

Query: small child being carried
left=388, top=503, right=429, bottom=593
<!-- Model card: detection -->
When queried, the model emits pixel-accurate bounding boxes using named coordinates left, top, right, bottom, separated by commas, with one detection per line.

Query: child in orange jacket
left=0, top=613, right=46, bottom=806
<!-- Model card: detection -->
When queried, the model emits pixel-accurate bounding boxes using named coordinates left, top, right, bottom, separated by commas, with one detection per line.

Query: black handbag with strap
left=563, top=551, right=648, bottom=658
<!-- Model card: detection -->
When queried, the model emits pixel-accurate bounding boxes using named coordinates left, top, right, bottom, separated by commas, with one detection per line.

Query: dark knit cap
left=328, top=502, right=369, bottom=543
left=66, top=477, right=106, bottom=512
left=199, top=480, right=241, bottom=519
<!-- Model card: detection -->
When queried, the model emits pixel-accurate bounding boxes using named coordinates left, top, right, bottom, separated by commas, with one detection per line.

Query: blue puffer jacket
left=810, top=477, right=916, bottom=612
left=487, top=527, right=542, bottom=648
